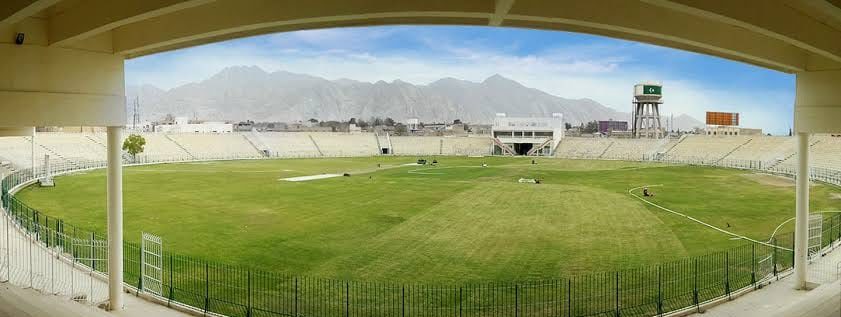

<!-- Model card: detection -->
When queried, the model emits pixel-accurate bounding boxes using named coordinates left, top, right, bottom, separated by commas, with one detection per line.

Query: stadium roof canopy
left=1, top=0, right=840, bottom=310
left=2, top=0, right=840, bottom=131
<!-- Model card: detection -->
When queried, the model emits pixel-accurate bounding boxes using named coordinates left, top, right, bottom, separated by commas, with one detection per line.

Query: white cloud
left=125, top=28, right=794, bottom=134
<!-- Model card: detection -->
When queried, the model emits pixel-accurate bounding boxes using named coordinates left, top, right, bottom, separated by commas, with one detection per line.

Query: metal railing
left=1, top=153, right=840, bottom=316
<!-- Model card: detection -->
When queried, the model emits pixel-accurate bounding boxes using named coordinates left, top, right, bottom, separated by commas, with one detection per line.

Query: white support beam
left=489, top=0, right=515, bottom=26
left=111, top=0, right=809, bottom=73
left=106, top=126, right=124, bottom=311
left=112, top=0, right=494, bottom=58
left=49, top=0, right=215, bottom=47
left=0, top=127, right=34, bottom=137
left=505, top=0, right=809, bottom=73
left=794, top=132, right=810, bottom=289
left=0, top=0, right=59, bottom=25
left=794, top=70, right=841, bottom=133
left=642, top=0, right=841, bottom=64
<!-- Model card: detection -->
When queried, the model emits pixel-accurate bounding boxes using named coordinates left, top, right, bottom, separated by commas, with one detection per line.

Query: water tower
left=632, top=82, right=663, bottom=138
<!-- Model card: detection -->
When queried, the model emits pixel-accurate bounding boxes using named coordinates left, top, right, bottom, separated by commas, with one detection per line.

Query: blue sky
left=126, top=26, right=795, bottom=135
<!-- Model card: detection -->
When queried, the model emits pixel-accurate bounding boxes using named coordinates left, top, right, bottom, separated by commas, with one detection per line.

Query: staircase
left=597, top=141, right=615, bottom=159
left=374, top=132, right=383, bottom=154
left=715, top=138, right=753, bottom=164
left=164, top=135, right=195, bottom=159
left=658, top=134, right=688, bottom=160
left=550, top=138, right=563, bottom=156
left=493, top=138, right=516, bottom=156
left=243, top=131, right=272, bottom=157
left=85, top=135, right=107, bottom=149
left=308, top=134, right=324, bottom=156
left=526, top=138, right=553, bottom=156
left=766, top=138, right=822, bottom=169
left=28, top=137, right=78, bottom=169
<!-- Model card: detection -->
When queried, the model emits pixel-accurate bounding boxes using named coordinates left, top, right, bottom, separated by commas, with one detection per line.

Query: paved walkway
left=696, top=244, right=841, bottom=317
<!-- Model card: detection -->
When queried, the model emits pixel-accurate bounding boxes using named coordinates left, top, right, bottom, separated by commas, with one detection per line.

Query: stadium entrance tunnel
left=513, top=143, right=533, bottom=155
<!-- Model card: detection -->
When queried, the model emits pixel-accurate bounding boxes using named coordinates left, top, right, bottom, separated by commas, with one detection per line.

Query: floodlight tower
left=632, top=82, right=663, bottom=138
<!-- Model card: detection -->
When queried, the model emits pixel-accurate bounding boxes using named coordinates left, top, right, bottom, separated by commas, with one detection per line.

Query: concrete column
left=793, top=132, right=810, bottom=289
left=30, top=131, right=35, bottom=179
left=107, top=126, right=124, bottom=310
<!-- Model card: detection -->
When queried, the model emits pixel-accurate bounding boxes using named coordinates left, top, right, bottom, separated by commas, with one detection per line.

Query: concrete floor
left=697, top=245, right=841, bottom=317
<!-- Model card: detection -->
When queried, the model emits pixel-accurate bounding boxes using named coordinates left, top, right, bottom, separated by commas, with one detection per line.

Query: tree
left=394, top=123, right=408, bottom=135
left=384, top=117, right=395, bottom=126
left=348, top=118, right=357, bottom=125
left=581, top=120, right=599, bottom=134
left=308, top=118, right=319, bottom=124
left=122, top=134, right=146, bottom=162
left=564, top=122, right=572, bottom=130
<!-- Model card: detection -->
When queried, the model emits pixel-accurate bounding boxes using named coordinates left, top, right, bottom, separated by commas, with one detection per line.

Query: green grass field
left=15, top=157, right=841, bottom=283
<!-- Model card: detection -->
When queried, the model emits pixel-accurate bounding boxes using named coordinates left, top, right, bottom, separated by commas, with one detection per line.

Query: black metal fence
left=1, top=166, right=838, bottom=317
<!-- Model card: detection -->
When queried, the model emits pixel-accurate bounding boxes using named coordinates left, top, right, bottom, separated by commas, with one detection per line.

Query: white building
left=491, top=113, right=564, bottom=156
left=154, top=117, right=233, bottom=133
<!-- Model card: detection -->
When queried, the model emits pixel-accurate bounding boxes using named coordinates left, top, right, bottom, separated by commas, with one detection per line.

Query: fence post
left=247, top=270, right=252, bottom=317
left=90, top=231, right=96, bottom=271
left=751, top=244, right=756, bottom=288
left=459, top=287, right=462, bottom=317
left=772, top=238, right=778, bottom=279
left=204, top=262, right=209, bottom=315
left=345, top=282, right=349, bottom=317
left=402, top=285, right=405, bottom=317
left=615, top=272, right=620, bottom=317
left=295, top=277, right=298, bottom=317
left=693, top=259, right=699, bottom=312
left=725, top=253, right=730, bottom=300
left=138, top=244, right=143, bottom=294
left=515, top=284, right=519, bottom=317
left=567, top=279, right=572, bottom=317
left=657, top=266, right=662, bottom=316
left=168, top=255, right=174, bottom=305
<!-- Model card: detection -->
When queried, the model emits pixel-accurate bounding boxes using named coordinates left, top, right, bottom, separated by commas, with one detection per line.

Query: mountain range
left=126, top=65, right=703, bottom=130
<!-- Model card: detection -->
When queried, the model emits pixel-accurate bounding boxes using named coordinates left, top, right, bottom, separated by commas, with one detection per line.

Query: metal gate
left=808, top=214, right=823, bottom=260
left=141, top=232, right=163, bottom=296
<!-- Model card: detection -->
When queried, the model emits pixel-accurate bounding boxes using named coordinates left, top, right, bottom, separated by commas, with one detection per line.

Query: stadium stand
left=3, top=132, right=841, bottom=174
left=309, top=133, right=380, bottom=156
left=720, top=136, right=795, bottom=164
left=131, top=133, right=194, bottom=162
left=554, top=137, right=613, bottom=159
left=0, top=137, right=35, bottom=168
left=167, top=133, right=263, bottom=160
left=442, top=137, right=492, bottom=156
left=259, top=132, right=322, bottom=158
left=390, top=136, right=443, bottom=155
left=661, top=135, right=752, bottom=163
left=599, top=138, right=661, bottom=160
left=34, top=133, right=107, bottom=163
left=773, top=135, right=841, bottom=171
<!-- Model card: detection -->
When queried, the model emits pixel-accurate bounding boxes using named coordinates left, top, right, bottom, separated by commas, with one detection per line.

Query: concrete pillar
left=793, top=69, right=841, bottom=289
left=793, top=132, right=810, bottom=289
left=107, top=126, right=124, bottom=310
left=30, top=130, right=35, bottom=179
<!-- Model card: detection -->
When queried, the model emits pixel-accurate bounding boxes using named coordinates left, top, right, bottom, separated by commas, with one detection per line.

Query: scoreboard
left=706, top=112, right=739, bottom=126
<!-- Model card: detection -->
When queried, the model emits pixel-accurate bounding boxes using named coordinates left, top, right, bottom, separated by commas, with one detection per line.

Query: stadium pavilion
left=1, top=1, right=841, bottom=316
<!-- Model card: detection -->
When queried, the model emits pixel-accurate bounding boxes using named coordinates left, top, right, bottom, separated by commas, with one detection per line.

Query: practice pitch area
left=15, top=156, right=841, bottom=283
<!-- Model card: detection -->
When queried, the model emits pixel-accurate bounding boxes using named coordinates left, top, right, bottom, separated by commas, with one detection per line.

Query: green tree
left=122, top=134, right=146, bottom=162
left=394, top=123, right=408, bottom=135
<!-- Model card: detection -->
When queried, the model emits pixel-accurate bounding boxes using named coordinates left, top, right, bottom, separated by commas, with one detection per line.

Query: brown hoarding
left=706, top=112, right=739, bottom=126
